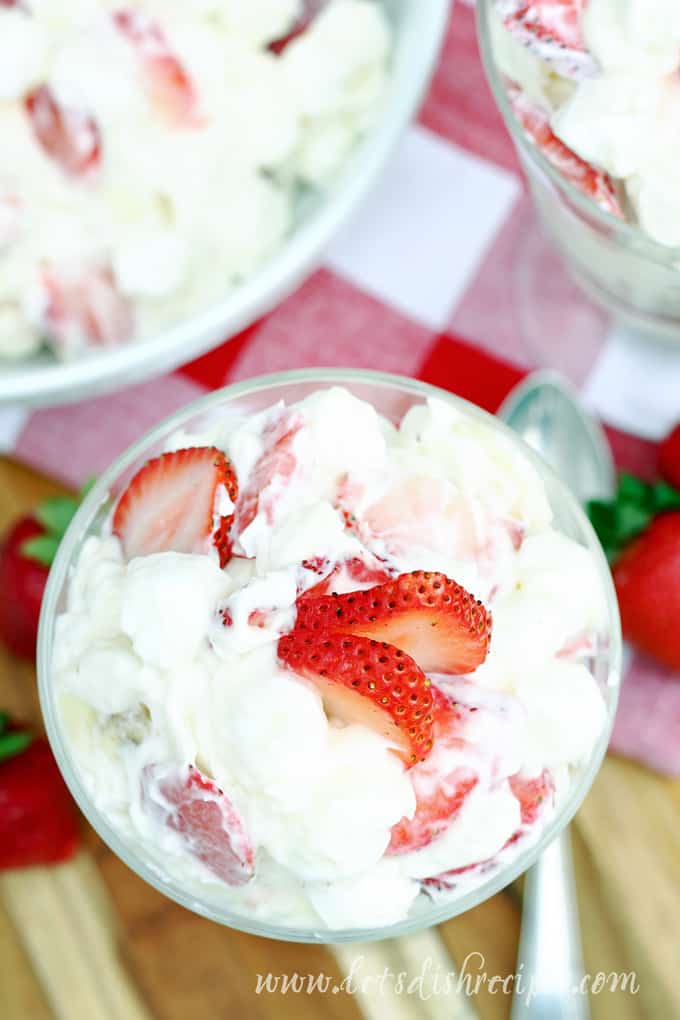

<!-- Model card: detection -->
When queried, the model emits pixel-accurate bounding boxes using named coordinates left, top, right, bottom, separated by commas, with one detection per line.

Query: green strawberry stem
left=0, top=729, right=33, bottom=764
left=19, top=478, right=96, bottom=569
left=587, top=472, right=680, bottom=564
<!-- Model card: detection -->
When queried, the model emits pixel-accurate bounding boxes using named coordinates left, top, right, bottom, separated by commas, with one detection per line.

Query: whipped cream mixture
left=53, top=387, right=608, bottom=931
left=493, top=0, right=680, bottom=246
left=0, top=1, right=389, bottom=360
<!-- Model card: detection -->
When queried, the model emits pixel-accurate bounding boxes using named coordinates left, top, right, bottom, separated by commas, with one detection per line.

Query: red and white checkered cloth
left=2, top=3, right=680, bottom=773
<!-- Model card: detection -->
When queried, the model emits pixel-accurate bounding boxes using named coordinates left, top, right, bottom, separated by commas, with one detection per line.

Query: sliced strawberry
left=231, top=409, right=304, bottom=545
left=142, top=763, right=254, bottom=886
left=268, top=0, right=326, bottom=54
left=507, top=85, right=622, bottom=218
left=508, top=770, right=554, bottom=826
left=294, top=570, right=492, bottom=676
left=387, top=690, right=478, bottom=853
left=278, top=630, right=435, bottom=767
left=112, top=446, right=238, bottom=562
left=113, top=10, right=198, bottom=126
left=300, top=555, right=394, bottom=599
left=42, top=265, right=133, bottom=351
left=25, top=85, right=101, bottom=176
left=498, top=0, right=595, bottom=78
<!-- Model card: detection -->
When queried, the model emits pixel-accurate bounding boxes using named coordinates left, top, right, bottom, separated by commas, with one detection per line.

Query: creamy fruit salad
left=492, top=0, right=680, bottom=245
left=0, top=1, right=389, bottom=360
left=53, top=387, right=608, bottom=930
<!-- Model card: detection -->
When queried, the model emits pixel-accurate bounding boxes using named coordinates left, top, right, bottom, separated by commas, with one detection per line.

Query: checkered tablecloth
left=2, top=2, right=680, bottom=773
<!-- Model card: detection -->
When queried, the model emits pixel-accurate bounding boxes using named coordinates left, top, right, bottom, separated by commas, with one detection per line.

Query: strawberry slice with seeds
left=507, top=85, right=622, bottom=218
left=142, top=763, right=254, bottom=886
left=112, top=446, right=238, bottom=562
left=231, top=409, right=304, bottom=546
left=113, top=10, right=198, bottom=126
left=294, top=571, right=492, bottom=676
left=42, top=265, right=133, bottom=351
left=25, top=85, right=101, bottom=176
left=498, top=0, right=595, bottom=78
left=278, top=630, right=435, bottom=767
left=388, top=690, right=478, bottom=853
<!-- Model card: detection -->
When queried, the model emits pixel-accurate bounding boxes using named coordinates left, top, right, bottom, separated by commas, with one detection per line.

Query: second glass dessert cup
left=477, top=0, right=680, bottom=346
left=37, top=368, right=621, bottom=944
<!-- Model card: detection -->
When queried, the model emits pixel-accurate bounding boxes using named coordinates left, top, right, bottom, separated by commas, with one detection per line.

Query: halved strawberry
left=231, top=409, right=304, bottom=545
left=293, top=571, right=492, bottom=676
left=300, top=555, right=394, bottom=599
left=25, top=85, right=101, bottom=176
left=508, top=770, right=554, bottom=826
left=113, top=10, right=198, bottom=126
left=507, top=85, right=622, bottom=218
left=112, top=446, right=238, bottom=562
left=387, top=690, right=478, bottom=853
left=278, top=630, right=435, bottom=767
left=42, top=265, right=133, bottom=351
left=142, top=763, right=254, bottom=886
left=498, top=0, right=595, bottom=78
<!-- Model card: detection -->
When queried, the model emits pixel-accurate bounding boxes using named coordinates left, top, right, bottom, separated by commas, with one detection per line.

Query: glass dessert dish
left=477, top=0, right=680, bottom=345
left=38, top=368, right=621, bottom=944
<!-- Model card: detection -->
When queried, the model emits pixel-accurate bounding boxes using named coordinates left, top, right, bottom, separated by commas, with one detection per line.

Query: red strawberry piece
left=508, top=769, right=554, bottom=826
left=25, top=85, right=101, bottom=176
left=278, top=630, right=436, bottom=767
left=231, top=409, right=304, bottom=545
left=268, top=0, right=326, bottom=54
left=142, top=763, right=254, bottom=886
left=659, top=423, right=680, bottom=492
left=294, top=570, right=492, bottom=676
left=507, top=85, right=622, bottom=218
left=113, top=10, right=198, bottom=126
left=498, top=0, right=595, bottom=78
left=0, top=516, right=48, bottom=659
left=612, top=513, right=680, bottom=672
left=112, top=446, right=238, bottom=562
left=42, top=265, right=133, bottom=350
left=300, top=555, right=394, bottom=599
left=0, top=735, right=80, bottom=869
left=387, top=690, right=478, bottom=853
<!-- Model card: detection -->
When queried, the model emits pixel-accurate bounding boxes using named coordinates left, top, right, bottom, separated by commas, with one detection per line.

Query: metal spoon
left=498, top=371, right=615, bottom=1020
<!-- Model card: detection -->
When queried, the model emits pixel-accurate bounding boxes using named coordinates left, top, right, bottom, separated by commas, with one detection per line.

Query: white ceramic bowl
left=0, top=1, right=450, bottom=409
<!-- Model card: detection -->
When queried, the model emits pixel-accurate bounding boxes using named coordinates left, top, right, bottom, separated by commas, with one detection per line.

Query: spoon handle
left=510, top=830, right=590, bottom=1020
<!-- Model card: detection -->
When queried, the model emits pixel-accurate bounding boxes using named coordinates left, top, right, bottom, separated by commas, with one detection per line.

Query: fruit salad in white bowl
left=0, top=2, right=449, bottom=404
left=39, top=370, right=621, bottom=941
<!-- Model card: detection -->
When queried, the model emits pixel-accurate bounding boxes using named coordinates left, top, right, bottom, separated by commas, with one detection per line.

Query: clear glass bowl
left=37, top=368, right=622, bottom=944
left=477, top=0, right=680, bottom=344
left=0, top=0, right=449, bottom=409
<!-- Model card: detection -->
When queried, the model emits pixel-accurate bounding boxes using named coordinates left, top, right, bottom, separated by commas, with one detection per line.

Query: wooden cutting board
left=1, top=457, right=679, bottom=1020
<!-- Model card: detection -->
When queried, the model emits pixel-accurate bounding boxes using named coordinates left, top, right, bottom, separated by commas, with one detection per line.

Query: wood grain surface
left=1, top=456, right=678, bottom=1020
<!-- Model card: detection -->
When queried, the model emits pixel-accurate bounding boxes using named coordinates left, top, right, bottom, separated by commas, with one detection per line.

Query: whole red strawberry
left=659, top=423, right=680, bottom=492
left=612, top=513, right=680, bottom=672
left=0, top=516, right=50, bottom=659
left=0, top=493, right=82, bottom=659
left=0, top=716, right=80, bottom=869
